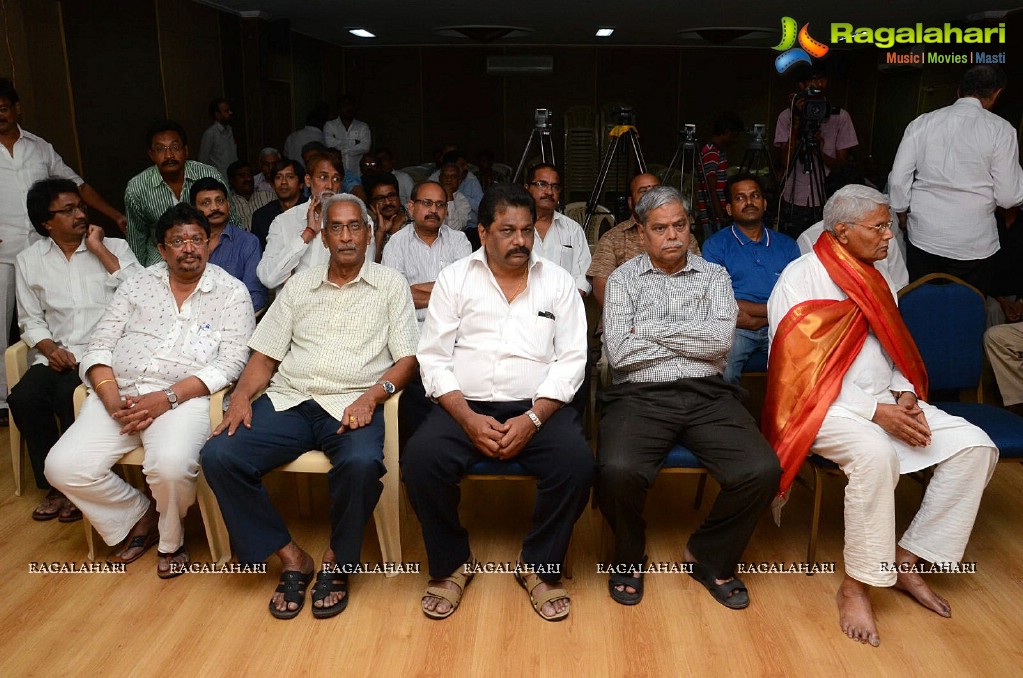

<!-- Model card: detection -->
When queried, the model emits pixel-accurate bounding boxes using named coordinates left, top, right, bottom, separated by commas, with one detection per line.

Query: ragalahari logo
left=772, top=17, right=830, bottom=73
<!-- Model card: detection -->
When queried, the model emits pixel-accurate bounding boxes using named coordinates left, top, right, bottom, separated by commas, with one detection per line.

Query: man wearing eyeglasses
left=523, top=164, right=591, bottom=297
left=766, top=184, right=997, bottom=648
left=202, top=193, right=418, bottom=619
left=701, top=174, right=800, bottom=383
left=124, top=119, right=225, bottom=266
left=190, top=177, right=267, bottom=312
left=10, top=178, right=139, bottom=523
left=45, top=203, right=254, bottom=577
left=258, top=152, right=376, bottom=291
left=0, top=78, right=127, bottom=427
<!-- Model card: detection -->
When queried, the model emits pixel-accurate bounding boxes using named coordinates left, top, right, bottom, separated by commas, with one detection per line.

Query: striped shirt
left=123, top=161, right=226, bottom=266
left=381, top=224, right=471, bottom=323
left=230, top=191, right=274, bottom=231
left=534, top=211, right=593, bottom=294
left=250, top=262, right=419, bottom=420
left=603, top=253, right=737, bottom=384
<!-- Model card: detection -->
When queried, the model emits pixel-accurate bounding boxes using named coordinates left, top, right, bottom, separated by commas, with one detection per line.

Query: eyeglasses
left=360, top=162, right=379, bottom=169
left=195, top=195, right=228, bottom=208
left=528, top=180, right=561, bottom=192
left=163, top=236, right=208, bottom=249
left=152, top=143, right=183, bottom=154
left=372, top=193, right=399, bottom=204
left=326, top=222, right=367, bottom=234
left=413, top=198, right=447, bottom=209
left=49, top=203, right=88, bottom=218
left=848, top=220, right=893, bottom=234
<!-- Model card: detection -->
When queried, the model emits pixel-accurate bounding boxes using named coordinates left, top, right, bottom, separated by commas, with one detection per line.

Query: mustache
left=661, top=241, right=684, bottom=250
left=336, top=244, right=358, bottom=252
left=207, top=211, right=226, bottom=219
left=506, top=246, right=530, bottom=258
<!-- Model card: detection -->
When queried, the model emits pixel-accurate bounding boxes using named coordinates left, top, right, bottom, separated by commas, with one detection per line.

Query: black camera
left=534, top=108, right=553, bottom=129
left=612, top=106, right=634, bottom=126
left=795, top=87, right=839, bottom=124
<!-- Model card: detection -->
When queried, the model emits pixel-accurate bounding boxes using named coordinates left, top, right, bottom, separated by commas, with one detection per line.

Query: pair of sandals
left=32, top=492, right=82, bottom=523
left=107, top=530, right=189, bottom=580
left=269, top=568, right=348, bottom=620
left=422, top=555, right=570, bottom=622
left=607, top=557, right=749, bottom=610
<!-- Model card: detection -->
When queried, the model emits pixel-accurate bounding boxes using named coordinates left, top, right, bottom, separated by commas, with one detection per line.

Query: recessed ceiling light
left=349, top=28, right=375, bottom=38
left=596, top=28, right=615, bottom=37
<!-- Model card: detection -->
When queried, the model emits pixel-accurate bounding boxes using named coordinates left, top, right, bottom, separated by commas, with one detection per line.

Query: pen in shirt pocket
left=538, top=310, right=555, bottom=320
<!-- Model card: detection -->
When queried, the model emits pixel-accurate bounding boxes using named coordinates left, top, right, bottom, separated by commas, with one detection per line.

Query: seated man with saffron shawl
left=765, top=185, right=998, bottom=647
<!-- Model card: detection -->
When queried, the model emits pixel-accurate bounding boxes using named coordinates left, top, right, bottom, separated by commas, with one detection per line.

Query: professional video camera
left=611, top=106, right=635, bottom=126
left=534, top=108, right=553, bottom=130
left=792, top=86, right=841, bottom=137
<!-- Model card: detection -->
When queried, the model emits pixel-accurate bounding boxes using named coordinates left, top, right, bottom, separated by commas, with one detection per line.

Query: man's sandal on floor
left=156, top=545, right=189, bottom=579
left=514, top=568, right=570, bottom=622
left=422, top=556, right=477, bottom=620
left=687, top=560, right=749, bottom=610
left=268, top=570, right=314, bottom=620
left=108, top=530, right=159, bottom=565
left=608, top=571, right=644, bottom=605
left=311, top=569, right=349, bottom=619
left=31, top=492, right=64, bottom=521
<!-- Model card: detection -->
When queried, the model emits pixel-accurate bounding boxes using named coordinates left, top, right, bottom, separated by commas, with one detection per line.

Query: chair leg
left=84, top=517, right=97, bottom=561
left=10, top=427, right=22, bottom=496
left=693, top=473, right=708, bottom=510
left=196, top=471, right=232, bottom=565
left=372, top=470, right=402, bottom=577
left=807, top=467, right=825, bottom=567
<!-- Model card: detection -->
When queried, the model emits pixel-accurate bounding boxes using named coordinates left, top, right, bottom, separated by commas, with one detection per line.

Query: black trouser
left=401, top=400, right=594, bottom=583
left=777, top=201, right=821, bottom=240
left=8, top=364, right=81, bottom=490
left=596, top=375, right=780, bottom=580
left=397, top=371, right=433, bottom=453
left=906, top=240, right=995, bottom=297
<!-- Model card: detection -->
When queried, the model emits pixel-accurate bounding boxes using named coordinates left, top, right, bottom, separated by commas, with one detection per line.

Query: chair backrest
left=898, top=273, right=986, bottom=393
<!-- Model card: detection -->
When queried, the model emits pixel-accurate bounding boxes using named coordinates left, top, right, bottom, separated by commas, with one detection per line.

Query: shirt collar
left=729, top=224, right=770, bottom=247
left=469, top=245, right=543, bottom=273
left=152, top=261, right=217, bottom=293
left=218, top=223, right=237, bottom=240
left=146, top=160, right=202, bottom=189
left=312, top=257, right=380, bottom=290
left=42, top=237, right=89, bottom=256
left=956, top=97, right=984, bottom=110
left=636, top=251, right=708, bottom=276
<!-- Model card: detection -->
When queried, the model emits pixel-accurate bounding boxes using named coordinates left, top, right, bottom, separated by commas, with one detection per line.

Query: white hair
left=823, top=184, right=889, bottom=233
left=320, top=193, right=371, bottom=229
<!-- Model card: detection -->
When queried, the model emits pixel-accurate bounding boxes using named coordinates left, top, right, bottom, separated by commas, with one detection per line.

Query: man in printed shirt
left=597, top=186, right=780, bottom=609
left=202, top=193, right=418, bottom=620
left=45, top=203, right=254, bottom=577
left=11, top=178, right=139, bottom=522
left=403, top=184, right=592, bottom=623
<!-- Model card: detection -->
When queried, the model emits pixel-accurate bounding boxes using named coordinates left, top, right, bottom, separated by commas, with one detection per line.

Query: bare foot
left=271, top=542, right=314, bottom=614
left=893, top=546, right=951, bottom=618
left=836, top=576, right=880, bottom=647
left=313, top=547, right=347, bottom=610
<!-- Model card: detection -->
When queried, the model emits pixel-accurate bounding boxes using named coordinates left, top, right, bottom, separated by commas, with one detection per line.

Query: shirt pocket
left=181, top=323, right=222, bottom=363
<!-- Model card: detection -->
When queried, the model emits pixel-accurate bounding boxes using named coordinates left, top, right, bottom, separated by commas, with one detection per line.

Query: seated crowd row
left=10, top=164, right=1012, bottom=647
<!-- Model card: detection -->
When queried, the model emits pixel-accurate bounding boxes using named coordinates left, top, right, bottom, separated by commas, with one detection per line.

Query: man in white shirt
left=323, top=96, right=371, bottom=176
left=257, top=152, right=375, bottom=290
left=523, top=164, right=591, bottom=296
left=283, top=108, right=326, bottom=167
left=382, top=181, right=471, bottom=445
left=889, top=65, right=1023, bottom=296
left=766, top=185, right=998, bottom=647
left=799, top=219, right=908, bottom=291
left=198, top=98, right=238, bottom=176
left=438, top=163, right=472, bottom=232
left=45, top=203, right=254, bottom=576
left=202, top=193, right=418, bottom=620
left=10, top=179, right=139, bottom=522
left=403, top=184, right=593, bottom=623
left=0, top=78, right=127, bottom=425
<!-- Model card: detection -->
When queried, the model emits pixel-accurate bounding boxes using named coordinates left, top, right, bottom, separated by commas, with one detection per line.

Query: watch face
left=381, top=381, right=396, bottom=394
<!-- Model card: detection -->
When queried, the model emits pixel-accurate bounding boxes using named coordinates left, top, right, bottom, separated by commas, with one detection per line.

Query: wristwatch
left=376, top=380, right=396, bottom=397
left=525, top=409, right=543, bottom=431
left=162, top=387, right=179, bottom=409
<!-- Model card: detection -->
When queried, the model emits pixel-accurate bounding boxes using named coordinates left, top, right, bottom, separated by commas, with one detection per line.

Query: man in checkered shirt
left=596, top=185, right=780, bottom=610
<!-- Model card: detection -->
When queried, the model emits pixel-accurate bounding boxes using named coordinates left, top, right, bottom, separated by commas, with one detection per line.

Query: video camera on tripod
left=792, top=87, right=841, bottom=138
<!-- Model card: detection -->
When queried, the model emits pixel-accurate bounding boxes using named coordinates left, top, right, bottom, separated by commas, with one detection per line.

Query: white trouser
left=985, top=322, right=1023, bottom=407
left=45, top=393, right=211, bottom=553
left=0, top=261, right=16, bottom=409
left=813, top=415, right=997, bottom=587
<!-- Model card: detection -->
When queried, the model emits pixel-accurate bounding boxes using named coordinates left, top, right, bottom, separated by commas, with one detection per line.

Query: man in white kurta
left=767, top=185, right=997, bottom=647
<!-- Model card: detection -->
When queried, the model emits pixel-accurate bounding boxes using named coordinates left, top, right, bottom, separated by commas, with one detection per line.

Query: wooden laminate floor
left=1, top=431, right=1021, bottom=677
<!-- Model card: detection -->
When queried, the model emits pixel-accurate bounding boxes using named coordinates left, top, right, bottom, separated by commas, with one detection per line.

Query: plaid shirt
left=603, top=253, right=737, bottom=384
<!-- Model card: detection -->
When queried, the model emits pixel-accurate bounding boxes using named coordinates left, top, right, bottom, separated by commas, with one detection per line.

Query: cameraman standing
left=773, top=65, right=858, bottom=238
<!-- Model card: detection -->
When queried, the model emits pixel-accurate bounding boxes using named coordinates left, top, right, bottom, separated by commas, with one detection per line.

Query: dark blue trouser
left=401, top=400, right=594, bottom=583
left=201, top=395, right=384, bottom=566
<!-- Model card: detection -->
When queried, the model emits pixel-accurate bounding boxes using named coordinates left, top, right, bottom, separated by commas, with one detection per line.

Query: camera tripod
left=777, top=117, right=827, bottom=232
left=584, top=109, right=647, bottom=227
left=738, top=123, right=777, bottom=179
left=663, top=124, right=727, bottom=236
left=513, top=108, right=556, bottom=183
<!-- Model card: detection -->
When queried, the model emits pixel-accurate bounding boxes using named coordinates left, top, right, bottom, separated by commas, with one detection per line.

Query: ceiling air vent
left=486, top=55, right=553, bottom=74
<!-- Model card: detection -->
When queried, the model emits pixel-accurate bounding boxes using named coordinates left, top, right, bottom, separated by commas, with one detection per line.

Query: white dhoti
left=45, top=393, right=211, bottom=554
left=812, top=400, right=997, bottom=587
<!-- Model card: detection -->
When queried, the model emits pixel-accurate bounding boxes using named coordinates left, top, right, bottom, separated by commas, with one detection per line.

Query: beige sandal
left=422, top=556, right=476, bottom=620
left=514, top=566, right=570, bottom=622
